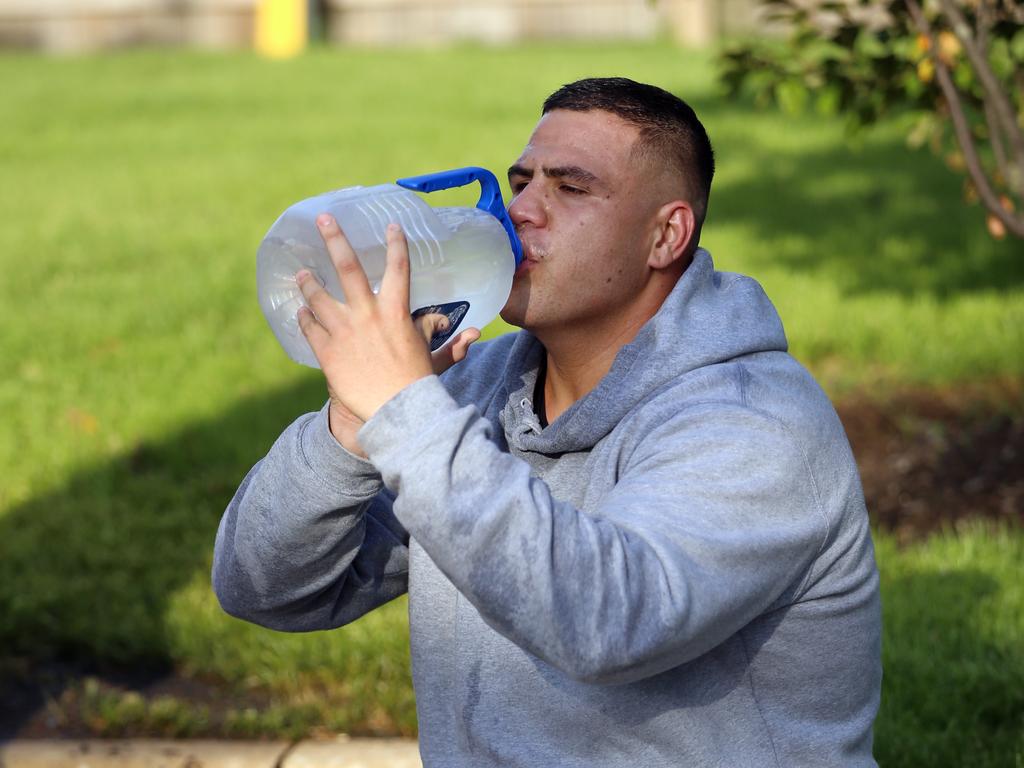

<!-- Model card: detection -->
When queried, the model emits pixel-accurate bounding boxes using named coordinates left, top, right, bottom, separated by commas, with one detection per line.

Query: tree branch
left=985, top=100, right=1024, bottom=199
left=999, top=0, right=1024, bottom=25
left=985, top=101, right=1009, bottom=181
left=976, top=2, right=1020, bottom=195
left=906, top=0, right=1024, bottom=237
left=976, top=0, right=990, bottom=50
left=937, top=0, right=1024, bottom=168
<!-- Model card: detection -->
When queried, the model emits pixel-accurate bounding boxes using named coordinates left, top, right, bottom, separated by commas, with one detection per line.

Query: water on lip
left=521, top=240, right=548, bottom=261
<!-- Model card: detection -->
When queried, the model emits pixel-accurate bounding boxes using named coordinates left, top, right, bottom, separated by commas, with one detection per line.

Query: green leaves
left=1011, top=28, right=1024, bottom=63
left=989, top=36, right=1016, bottom=80
left=854, top=28, right=890, bottom=59
left=816, top=84, right=842, bottom=116
left=717, top=0, right=1024, bottom=239
left=776, top=80, right=810, bottom=114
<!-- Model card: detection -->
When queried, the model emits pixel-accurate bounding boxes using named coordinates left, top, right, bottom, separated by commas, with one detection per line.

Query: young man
left=213, top=78, right=882, bottom=766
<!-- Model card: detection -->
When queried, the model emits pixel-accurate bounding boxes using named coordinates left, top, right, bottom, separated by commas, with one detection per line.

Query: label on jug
left=412, top=301, right=471, bottom=351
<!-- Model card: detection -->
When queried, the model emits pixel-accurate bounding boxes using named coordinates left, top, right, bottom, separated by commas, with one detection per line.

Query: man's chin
left=500, top=284, right=531, bottom=329
left=499, top=306, right=526, bottom=329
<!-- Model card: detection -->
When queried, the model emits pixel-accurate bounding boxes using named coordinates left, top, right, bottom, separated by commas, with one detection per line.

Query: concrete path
left=0, top=738, right=422, bottom=768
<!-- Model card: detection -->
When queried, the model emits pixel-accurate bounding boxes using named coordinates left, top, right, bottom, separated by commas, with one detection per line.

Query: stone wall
left=325, top=0, right=770, bottom=47
left=0, top=0, right=766, bottom=54
left=0, top=0, right=256, bottom=53
left=325, top=0, right=659, bottom=46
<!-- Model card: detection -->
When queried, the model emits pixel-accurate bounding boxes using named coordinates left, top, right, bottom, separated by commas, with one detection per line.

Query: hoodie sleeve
left=212, top=402, right=410, bottom=631
left=358, top=375, right=829, bottom=685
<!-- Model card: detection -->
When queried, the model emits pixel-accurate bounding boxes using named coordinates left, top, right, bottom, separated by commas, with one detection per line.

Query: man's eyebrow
left=544, top=165, right=601, bottom=186
left=507, top=164, right=601, bottom=186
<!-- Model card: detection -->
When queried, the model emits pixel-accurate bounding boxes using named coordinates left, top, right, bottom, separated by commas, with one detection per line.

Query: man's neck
left=535, top=307, right=652, bottom=425
left=529, top=261, right=688, bottom=425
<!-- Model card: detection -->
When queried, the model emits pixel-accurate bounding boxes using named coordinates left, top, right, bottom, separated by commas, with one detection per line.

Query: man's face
left=500, top=109, right=662, bottom=333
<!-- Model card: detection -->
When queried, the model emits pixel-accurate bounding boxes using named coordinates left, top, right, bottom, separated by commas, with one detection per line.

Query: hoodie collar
left=500, top=249, right=788, bottom=455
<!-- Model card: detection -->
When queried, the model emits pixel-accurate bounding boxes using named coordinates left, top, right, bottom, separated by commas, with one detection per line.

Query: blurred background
left=0, top=1, right=1021, bottom=766
left=0, top=0, right=760, bottom=53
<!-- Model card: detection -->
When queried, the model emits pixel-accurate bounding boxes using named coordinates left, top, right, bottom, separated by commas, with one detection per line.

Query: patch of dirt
left=4, top=381, right=1022, bottom=739
left=837, top=379, right=1023, bottom=542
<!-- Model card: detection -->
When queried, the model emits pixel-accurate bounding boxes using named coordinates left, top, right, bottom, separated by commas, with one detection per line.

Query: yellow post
left=255, top=0, right=308, bottom=59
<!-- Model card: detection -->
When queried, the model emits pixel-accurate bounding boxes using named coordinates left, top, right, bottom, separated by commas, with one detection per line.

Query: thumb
left=431, top=327, right=480, bottom=375
left=413, top=313, right=450, bottom=345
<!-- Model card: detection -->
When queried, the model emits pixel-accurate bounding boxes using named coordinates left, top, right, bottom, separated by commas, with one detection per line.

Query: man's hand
left=297, top=214, right=479, bottom=456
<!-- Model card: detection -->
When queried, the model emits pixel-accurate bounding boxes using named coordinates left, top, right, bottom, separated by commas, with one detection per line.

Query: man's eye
left=560, top=185, right=586, bottom=195
left=510, top=182, right=528, bottom=194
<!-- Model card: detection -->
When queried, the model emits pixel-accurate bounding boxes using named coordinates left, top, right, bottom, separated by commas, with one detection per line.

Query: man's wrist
left=328, top=402, right=369, bottom=460
left=349, top=369, right=436, bottom=424
left=293, top=403, right=382, bottom=502
left=358, top=375, right=450, bottom=464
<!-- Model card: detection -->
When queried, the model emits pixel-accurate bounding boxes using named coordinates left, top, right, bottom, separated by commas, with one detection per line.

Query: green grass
left=874, top=524, right=1024, bottom=767
left=0, top=43, right=1022, bottom=763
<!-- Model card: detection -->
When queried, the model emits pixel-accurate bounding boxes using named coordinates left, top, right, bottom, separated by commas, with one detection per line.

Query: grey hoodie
left=213, top=249, right=882, bottom=767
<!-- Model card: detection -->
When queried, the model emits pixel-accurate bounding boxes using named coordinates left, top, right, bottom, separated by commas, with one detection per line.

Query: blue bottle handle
left=396, top=167, right=524, bottom=267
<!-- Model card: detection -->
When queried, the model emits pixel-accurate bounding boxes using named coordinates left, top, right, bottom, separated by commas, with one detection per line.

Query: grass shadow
left=0, top=373, right=329, bottom=738
left=875, top=566, right=1024, bottom=766
left=685, top=93, right=1024, bottom=299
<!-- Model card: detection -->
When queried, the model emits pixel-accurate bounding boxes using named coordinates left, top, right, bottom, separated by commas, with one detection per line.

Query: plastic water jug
left=257, top=167, right=523, bottom=368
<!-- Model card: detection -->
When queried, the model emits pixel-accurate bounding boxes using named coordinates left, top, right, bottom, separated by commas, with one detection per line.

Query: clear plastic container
left=256, top=168, right=521, bottom=368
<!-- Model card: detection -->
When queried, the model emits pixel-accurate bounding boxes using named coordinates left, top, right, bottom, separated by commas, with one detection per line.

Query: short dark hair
left=542, top=77, right=715, bottom=221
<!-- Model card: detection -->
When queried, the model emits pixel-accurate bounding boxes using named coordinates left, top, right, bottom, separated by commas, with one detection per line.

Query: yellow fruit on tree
left=937, top=31, right=962, bottom=64
left=918, top=58, right=935, bottom=83
left=987, top=214, right=1007, bottom=239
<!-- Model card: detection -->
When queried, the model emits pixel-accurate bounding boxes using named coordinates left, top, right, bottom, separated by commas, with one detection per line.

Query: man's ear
left=648, top=201, right=697, bottom=270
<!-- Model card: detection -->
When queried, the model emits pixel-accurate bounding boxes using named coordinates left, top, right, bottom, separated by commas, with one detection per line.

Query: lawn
left=0, top=43, right=1021, bottom=764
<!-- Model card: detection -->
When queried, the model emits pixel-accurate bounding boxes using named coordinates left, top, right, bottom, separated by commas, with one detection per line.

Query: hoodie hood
left=499, top=249, right=788, bottom=455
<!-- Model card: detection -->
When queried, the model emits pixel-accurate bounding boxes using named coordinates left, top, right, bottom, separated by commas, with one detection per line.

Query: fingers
left=296, top=269, right=341, bottom=331
left=379, top=223, right=411, bottom=309
left=450, top=327, right=481, bottom=360
left=430, top=327, right=480, bottom=375
left=317, top=214, right=372, bottom=307
left=414, top=312, right=450, bottom=344
left=296, top=306, right=330, bottom=356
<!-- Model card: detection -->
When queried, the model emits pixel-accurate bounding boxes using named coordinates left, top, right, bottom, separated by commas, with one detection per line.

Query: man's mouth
left=515, top=257, right=538, bottom=277
left=514, top=243, right=543, bottom=277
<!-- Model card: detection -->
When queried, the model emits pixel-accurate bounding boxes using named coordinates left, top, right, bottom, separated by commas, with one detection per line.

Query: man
left=213, top=78, right=882, bottom=766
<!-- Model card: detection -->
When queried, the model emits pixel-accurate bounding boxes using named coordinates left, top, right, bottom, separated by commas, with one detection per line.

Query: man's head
left=542, top=77, right=714, bottom=229
left=501, top=78, right=714, bottom=341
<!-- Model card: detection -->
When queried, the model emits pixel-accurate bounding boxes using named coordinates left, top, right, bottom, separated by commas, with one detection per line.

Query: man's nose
left=508, top=182, right=547, bottom=229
